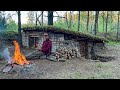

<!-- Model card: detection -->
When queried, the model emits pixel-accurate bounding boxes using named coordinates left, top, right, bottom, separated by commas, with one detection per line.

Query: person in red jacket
left=26, top=33, right=52, bottom=60
left=40, top=33, right=52, bottom=54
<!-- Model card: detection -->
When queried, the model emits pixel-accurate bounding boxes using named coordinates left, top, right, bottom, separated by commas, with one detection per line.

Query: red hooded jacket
left=41, top=38, right=52, bottom=54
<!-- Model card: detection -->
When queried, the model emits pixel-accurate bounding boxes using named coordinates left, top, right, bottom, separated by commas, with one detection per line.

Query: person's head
left=43, top=33, right=49, bottom=40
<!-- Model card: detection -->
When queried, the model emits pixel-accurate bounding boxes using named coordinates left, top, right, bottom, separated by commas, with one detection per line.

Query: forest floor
left=0, top=43, right=120, bottom=79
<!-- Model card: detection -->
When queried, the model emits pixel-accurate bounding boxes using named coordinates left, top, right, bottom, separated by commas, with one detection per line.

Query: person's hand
left=39, top=48, right=42, bottom=51
left=35, top=48, right=40, bottom=51
left=35, top=48, right=39, bottom=50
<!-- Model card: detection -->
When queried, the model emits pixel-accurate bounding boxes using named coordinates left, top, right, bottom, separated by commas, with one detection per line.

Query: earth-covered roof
left=22, top=26, right=109, bottom=42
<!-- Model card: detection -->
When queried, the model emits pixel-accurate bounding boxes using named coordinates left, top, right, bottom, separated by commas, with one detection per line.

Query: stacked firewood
left=53, top=46, right=81, bottom=61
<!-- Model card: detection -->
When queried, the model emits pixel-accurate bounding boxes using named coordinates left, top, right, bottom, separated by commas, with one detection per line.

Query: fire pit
left=2, top=64, right=13, bottom=73
left=0, top=62, right=42, bottom=79
left=2, top=40, right=30, bottom=73
left=2, top=62, right=33, bottom=73
left=0, top=41, right=45, bottom=79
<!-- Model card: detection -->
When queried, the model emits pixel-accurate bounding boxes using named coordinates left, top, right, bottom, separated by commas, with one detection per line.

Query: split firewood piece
left=58, top=57, right=66, bottom=62
left=2, top=64, right=13, bottom=73
left=48, top=55, right=58, bottom=62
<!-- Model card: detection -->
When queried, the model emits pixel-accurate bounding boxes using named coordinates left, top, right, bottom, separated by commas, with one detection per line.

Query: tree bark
left=91, top=25, right=93, bottom=34
left=93, top=11, right=99, bottom=35
left=102, top=11, right=105, bottom=32
left=18, top=11, right=22, bottom=47
left=35, top=12, right=37, bottom=26
left=110, top=11, right=113, bottom=30
left=68, top=11, right=72, bottom=29
left=65, top=11, right=69, bottom=30
left=116, top=11, right=120, bottom=40
left=78, top=11, right=80, bottom=31
left=48, top=11, right=53, bottom=25
left=41, top=11, right=44, bottom=25
left=105, top=11, right=109, bottom=38
left=86, top=11, right=89, bottom=32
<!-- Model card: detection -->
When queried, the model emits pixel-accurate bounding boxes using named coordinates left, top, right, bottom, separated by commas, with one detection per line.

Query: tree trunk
left=48, top=11, right=53, bottom=25
left=91, top=25, right=93, bottom=34
left=18, top=11, right=22, bottom=47
left=97, top=18, right=99, bottom=32
left=78, top=11, right=80, bottom=31
left=41, top=11, right=44, bottom=25
left=105, top=11, right=109, bottom=38
left=65, top=11, right=69, bottom=30
left=86, top=11, right=89, bottom=32
left=116, top=11, right=120, bottom=40
left=102, top=11, right=105, bottom=32
left=93, top=11, right=99, bottom=35
left=110, top=11, right=113, bottom=30
left=35, top=12, right=37, bottom=26
left=68, top=11, right=72, bottom=29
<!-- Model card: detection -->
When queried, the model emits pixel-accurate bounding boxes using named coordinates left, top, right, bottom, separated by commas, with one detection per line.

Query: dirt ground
left=1, top=44, right=120, bottom=79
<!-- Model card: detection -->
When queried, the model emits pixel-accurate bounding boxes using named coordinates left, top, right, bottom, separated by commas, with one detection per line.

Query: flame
left=11, top=40, right=29, bottom=65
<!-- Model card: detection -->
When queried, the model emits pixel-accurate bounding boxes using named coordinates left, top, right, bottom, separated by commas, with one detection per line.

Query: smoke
left=1, top=47, right=12, bottom=64
left=0, top=13, right=12, bottom=63
left=0, top=31, right=13, bottom=64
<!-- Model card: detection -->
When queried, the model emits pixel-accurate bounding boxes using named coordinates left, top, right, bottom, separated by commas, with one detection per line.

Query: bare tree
left=102, top=11, right=105, bottom=32
left=35, top=11, right=45, bottom=26
left=48, top=11, right=53, bottom=25
left=68, top=11, right=73, bottom=29
left=78, top=11, right=80, bottom=31
left=105, top=11, right=109, bottom=38
left=35, top=11, right=38, bottom=26
left=110, top=11, right=113, bottom=30
left=27, top=11, right=35, bottom=25
left=18, top=11, right=22, bottom=47
left=116, top=11, right=120, bottom=40
left=41, top=11, right=44, bottom=25
left=93, top=11, right=99, bottom=35
left=91, top=25, right=93, bottom=34
left=86, top=11, right=89, bottom=32
left=65, top=11, right=69, bottom=29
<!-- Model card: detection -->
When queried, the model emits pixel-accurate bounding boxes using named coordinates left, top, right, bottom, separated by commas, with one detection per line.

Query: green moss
left=0, top=31, right=18, bottom=40
left=22, top=26, right=108, bottom=42
left=108, top=41, right=120, bottom=45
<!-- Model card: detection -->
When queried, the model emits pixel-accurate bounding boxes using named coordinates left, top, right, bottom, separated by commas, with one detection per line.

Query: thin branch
left=38, top=20, right=41, bottom=25
left=37, top=11, right=44, bottom=20
left=54, top=11, right=60, bottom=17
left=53, top=16, right=66, bottom=18
left=16, top=11, right=18, bottom=14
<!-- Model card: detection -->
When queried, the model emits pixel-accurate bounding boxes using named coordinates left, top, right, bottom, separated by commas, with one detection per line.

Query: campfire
left=2, top=40, right=29, bottom=73
left=11, top=40, right=29, bottom=65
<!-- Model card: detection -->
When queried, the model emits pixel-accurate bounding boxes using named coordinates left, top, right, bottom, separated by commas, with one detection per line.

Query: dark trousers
left=26, top=50, right=46, bottom=60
